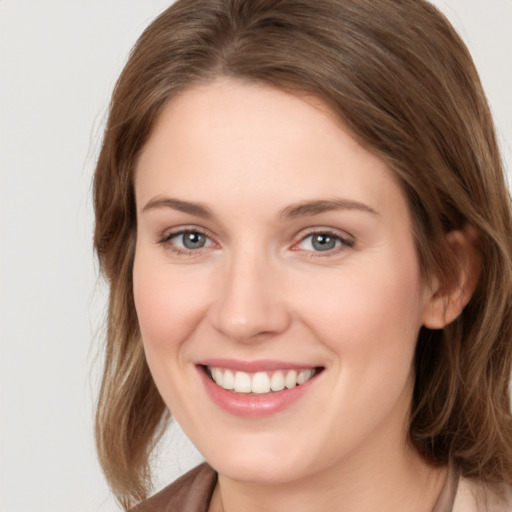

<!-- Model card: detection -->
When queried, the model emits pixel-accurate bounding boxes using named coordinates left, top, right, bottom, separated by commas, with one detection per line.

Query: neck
left=210, top=433, right=447, bottom=512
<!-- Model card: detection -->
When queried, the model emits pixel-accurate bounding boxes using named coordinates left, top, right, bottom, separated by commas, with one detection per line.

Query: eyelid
left=158, top=226, right=217, bottom=255
left=291, top=228, right=355, bottom=256
left=156, top=225, right=354, bottom=258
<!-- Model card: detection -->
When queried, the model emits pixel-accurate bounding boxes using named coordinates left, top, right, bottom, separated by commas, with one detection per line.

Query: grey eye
left=296, top=231, right=352, bottom=254
left=311, top=233, right=338, bottom=251
left=181, top=231, right=207, bottom=249
left=166, top=230, right=213, bottom=251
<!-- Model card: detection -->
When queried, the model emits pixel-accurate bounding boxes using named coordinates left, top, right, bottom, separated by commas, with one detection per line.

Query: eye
left=160, top=229, right=215, bottom=253
left=295, top=231, right=354, bottom=254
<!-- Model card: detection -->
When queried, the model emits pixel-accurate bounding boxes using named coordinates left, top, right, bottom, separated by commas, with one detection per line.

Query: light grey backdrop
left=1, top=1, right=511, bottom=511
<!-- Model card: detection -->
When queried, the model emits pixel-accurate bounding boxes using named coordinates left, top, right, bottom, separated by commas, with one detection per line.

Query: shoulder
left=453, top=476, right=512, bottom=512
left=131, top=463, right=217, bottom=512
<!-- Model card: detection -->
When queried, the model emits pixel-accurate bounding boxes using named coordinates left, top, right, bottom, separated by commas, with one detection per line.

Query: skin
left=133, top=79, right=451, bottom=512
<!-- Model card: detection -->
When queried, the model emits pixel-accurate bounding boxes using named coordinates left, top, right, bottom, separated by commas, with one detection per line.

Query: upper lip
left=197, top=358, right=322, bottom=373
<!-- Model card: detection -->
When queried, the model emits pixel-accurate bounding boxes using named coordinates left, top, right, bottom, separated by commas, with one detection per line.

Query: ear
left=422, top=226, right=481, bottom=330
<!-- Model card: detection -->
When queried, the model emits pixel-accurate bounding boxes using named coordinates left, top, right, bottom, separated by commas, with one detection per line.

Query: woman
left=93, top=0, right=512, bottom=510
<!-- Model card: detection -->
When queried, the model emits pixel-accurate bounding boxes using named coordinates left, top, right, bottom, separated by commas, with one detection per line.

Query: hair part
left=93, top=0, right=512, bottom=508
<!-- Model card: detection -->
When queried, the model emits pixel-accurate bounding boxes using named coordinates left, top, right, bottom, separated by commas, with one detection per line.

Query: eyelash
left=293, top=230, right=354, bottom=258
left=158, top=228, right=354, bottom=257
left=158, top=228, right=214, bottom=256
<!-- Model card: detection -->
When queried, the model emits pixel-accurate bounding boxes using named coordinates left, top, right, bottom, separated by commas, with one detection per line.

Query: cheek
left=132, top=249, right=209, bottom=356
left=300, top=255, right=424, bottom=436
left=296, top=251, right=425, bottom=370
left=132, top=249, right=214, bottom=421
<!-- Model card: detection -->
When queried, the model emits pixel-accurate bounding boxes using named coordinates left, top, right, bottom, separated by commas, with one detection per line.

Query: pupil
left=183, top=232, right=205, bottom=249
left=312, top=234, right=336, bottom=251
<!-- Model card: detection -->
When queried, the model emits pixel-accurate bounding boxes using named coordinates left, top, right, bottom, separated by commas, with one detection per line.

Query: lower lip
left=197, top=366, right=320, bottom=418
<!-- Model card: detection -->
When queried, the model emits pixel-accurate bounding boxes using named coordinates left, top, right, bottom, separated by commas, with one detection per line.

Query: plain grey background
left=1, top=1, right=511, bottom=511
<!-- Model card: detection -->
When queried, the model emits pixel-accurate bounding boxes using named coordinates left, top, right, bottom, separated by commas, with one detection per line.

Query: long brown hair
left=93, top=0, right=512, bottom=508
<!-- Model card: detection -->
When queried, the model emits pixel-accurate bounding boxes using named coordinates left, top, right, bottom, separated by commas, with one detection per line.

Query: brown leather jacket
left=131, top=464, right=216, bottom=512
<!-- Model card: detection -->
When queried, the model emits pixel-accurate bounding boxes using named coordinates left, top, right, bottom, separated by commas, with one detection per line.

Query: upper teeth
left=208, top=367, right=316, bottom=394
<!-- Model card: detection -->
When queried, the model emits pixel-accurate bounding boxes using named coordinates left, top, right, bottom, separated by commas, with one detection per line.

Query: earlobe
left=422, top=226, right=481, bottom=330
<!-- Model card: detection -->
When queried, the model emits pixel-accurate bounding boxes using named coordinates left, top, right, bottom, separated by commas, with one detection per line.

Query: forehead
left=137, top=80, right=353, bottom=176
left=135, top=79, right=407, bottom=222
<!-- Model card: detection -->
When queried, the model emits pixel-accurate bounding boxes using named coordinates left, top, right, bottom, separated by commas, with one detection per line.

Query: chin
left=212, top=456, right=305, bottom=484
left=198, top=434, right=317, bottom=484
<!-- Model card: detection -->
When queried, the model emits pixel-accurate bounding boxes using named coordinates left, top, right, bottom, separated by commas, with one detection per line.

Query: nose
left=209, top=249, right=291, bottom=343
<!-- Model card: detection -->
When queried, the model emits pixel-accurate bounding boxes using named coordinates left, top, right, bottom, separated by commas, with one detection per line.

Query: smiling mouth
left=203, top=365, right=323, bottom=395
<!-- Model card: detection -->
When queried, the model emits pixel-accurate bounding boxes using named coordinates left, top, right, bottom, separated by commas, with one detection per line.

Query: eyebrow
left=142, top=196, right=213, bottom=218
left=141, top=196, right=378, bottom=219
left=279, top=199, right=379, bottom=219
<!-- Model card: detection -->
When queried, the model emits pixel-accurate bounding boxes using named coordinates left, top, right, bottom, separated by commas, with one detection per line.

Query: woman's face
left=133, top=80, right=433, bottom=484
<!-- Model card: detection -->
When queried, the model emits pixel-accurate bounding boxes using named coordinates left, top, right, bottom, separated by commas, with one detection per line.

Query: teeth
left=234, top=371, right=252, bottom=393
left=297, top=369, right=313, bottom=384
left=285, top=369, right=297, bottom=389
left=208, top=366, right=317, bottom=394
left=212, top=367, right=223, bottom=387
left=223, top=370, right=234, bottom=390
left=252, top=372, right=270, bottom=393
left=270, top=371, right=285, bottom=392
